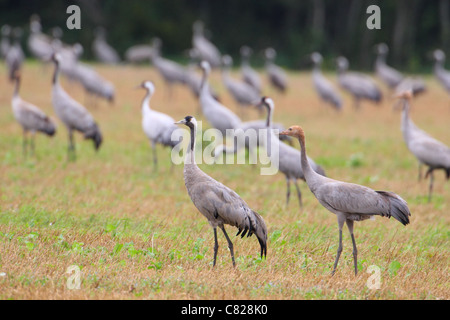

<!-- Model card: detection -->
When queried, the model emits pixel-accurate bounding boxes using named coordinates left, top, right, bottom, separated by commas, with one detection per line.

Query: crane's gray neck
left=52, top=60, right=60, bottom=85
left=401, top=99, right=411, bottom=141
left=13, top=76, right=20, bottom=97
left=376, top=53, right=386, bottom=66
left=434, top=59, right=444, bottom=73
left=142, top=89, right=152, bottom=114
left=221, top=64, right=232, bottom=84
left=312, top=63, right=321, bottom=73
left=200, top=68, right=209, bottom=96
left=298, top=136, right=315, bottom=182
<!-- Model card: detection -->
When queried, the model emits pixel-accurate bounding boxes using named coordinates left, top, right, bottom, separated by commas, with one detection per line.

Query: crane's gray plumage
left=432, top=49, right=450, bottom=94
left=258, top=97, right=326, bottom=208
left=150, top=38, right=187, bottom=98
left=264, top=48, right=288, bottom=93
left=11, top=73, right=56, bottom=156
left=336, top=56, right=382, bottom=109
left=199, top=61, right=241, bottom=136
left=184, top=48, right=220, bottom=101
left=1, top=25, right=11, bottom=59
left=399, top=91, right=450, bottom=202
left=279, top=125, right=411, bottom=276
left=92, top=27, right=120, bottom=64
left=221, top=55, right=260, bottom=114
left=71, top=62, right=115, bottom=105
left=5, top=27, right=24, bottom=82
left=51, top=53, right=102, bottom=161
left=176, top=115, right=267, bottom=266
left=240, top=46, right=262, bottom=94
left=213, top=116, right=290, bottom=160
left=125, top=44, right=153, bottom=64
left=374, top=43, right=404, bottom=89
left=27, top=15, right=54, bottom=62
left=311, top=52, right=342, bottom=111
left=192, top=21, right=221, bottom=69
left=375, top=43, right=426, bottom=96
left=139, top=81, right=181, bottom=168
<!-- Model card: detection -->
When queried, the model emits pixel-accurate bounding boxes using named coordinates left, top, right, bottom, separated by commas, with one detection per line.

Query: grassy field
left=0, top=61, right=448, bottom=300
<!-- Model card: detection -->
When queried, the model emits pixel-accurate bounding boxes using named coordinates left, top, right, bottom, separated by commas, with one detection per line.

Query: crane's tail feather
left=235, top=209, right=268, bottom=259
left=39, top=118, right=56, bottom=136
left=84, top=123, right=103, bottom=151
left=377, top=191, right=411, bottom=226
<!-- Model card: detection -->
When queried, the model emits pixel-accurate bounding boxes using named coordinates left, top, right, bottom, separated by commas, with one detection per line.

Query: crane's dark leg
left=332, top=214, right=346, bottom=276
left=293, top=179, right=303, bottom=209
left=425, top=168, right=434, bottom=203
left=68, top=129, right=76, bottom=162
left=151, top=140, right=157, bottom=169
left=22, top=129, right=28, bottom=158
left=30, top=132, right=36, bottom=157
left=213, top=227, right=219, bottom=267
left=219, top=225, right=235, bottom=267
left=346, top=220, right=358, bottom=276
left=286, top=177, right=291, bottom=206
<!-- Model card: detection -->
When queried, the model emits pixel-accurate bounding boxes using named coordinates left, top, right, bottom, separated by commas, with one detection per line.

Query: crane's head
left=1, top=25, right=11, bottom=36
left=310, top=52, right=323, bottom=65
left=175, top=115, right=197, bottom=129
left=375, top=43, right=388, bottom=55
left=279, top=125, right=305, bottom=142
left=433, top=49, right=445, bottom=62
left=199, top=60, right=211, bottom=74
left=255, top=96, right=274, bottom=112
left=221, top=55, right=232, bottom=68
left=137, top=80, right=155, bottom=94
left=264, top=47, right=276, bottom=60
left=193, top=20, right=204, bottom=34
left=240, top=45, right=252, bottom=57
left=336, top=56, right=349, bottom=72
left=51, top=52, right=62, bottom=64
left=395, top=89, right=413, bottom=101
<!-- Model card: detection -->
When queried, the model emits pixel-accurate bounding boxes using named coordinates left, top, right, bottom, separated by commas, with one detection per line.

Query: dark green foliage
left=0, top=0, right=447, bottom=72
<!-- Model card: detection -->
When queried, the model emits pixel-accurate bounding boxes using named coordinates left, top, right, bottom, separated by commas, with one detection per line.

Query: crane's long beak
left=174, top=119, right=186, bottom=125
left=279, top=130, right=289, bottom=136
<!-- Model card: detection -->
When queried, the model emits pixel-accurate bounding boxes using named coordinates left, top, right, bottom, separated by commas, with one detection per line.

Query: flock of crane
left=2, top=16, right=450, bottom=275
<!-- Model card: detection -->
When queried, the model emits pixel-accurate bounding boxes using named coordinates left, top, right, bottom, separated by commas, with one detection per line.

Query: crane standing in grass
left=192, top=21, right=222, bottom=69
left=198, top=60, right=241, bottom=136
left=399, top=90, right=450, bottom=202
left=264, top=48, right=288, bottom=94
left=5, top=27, right=24, bottom=82
left=240, top=46, right=262, bottom=94
left=51, top=53, right=102, bottom=161
left=139, top=80, right=181, bottom=169
left=175, top=115, right=267, bottom=267
left=258, top=97, right=326, bottom=208
left=432, top=49, right=450, bottom=96
left=335, top=56, right=382, bottom=110
left=150, top=38, right=187, bottom=100
left=311, top=52, right=342, bottom=111
left=221, top=54, right=260, bottom=117
left=279, top=125, right=411, bottom=276
left=12, top=73, right=56, bottom=157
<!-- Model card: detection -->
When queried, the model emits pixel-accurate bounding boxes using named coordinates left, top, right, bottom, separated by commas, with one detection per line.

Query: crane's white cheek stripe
left=170, top=121, right=280, bottom=175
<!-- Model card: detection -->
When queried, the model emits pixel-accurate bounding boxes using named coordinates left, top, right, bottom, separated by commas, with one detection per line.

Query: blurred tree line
left=1, top=0, right=449, bottom=72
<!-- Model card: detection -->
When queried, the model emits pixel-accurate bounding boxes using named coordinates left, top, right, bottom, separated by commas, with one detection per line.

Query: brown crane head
left=279, top=126, right=306, bottom=144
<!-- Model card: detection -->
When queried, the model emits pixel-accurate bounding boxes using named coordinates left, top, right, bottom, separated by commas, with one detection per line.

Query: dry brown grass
left=0, top=61, right=448, bottom=300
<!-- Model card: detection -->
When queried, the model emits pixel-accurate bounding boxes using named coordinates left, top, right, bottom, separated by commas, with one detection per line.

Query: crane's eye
left=288, top=128, right=292, bottom=131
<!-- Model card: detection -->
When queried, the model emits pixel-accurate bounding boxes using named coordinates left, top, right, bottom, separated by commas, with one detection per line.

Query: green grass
left=0, top=62, right=449, bottom=299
